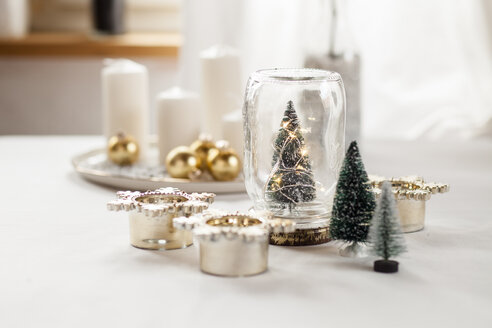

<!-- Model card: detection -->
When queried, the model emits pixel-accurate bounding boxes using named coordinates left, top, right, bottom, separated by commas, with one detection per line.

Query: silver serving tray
left=72, top=147, right=246, bottom=194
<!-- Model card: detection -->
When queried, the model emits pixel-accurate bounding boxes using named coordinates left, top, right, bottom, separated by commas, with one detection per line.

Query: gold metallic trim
left=206, top=216, right=263, bottom=227
left=270, top=227, right=331, bottom=246
left=369, top=175, right=449, bottom=201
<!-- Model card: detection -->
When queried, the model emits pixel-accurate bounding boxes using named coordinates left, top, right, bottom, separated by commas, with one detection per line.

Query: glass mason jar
left=243, top=68, right=345, bottom=233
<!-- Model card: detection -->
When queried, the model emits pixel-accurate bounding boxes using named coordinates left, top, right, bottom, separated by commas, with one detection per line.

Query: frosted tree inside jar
left=243, top=69, right=346, bottom=245
left=266, top=101, right=316, bottom=206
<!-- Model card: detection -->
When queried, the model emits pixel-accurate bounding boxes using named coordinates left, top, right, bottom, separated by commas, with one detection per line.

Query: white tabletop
left=1, top=136, right=491, bottom=328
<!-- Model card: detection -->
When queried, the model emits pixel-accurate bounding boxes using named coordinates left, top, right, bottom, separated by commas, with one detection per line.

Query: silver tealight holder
left=370, top=176, right=449, bottom=233
left=107, top=187, right=215, bottom=250
left=174, top=211, right=295, bottom=276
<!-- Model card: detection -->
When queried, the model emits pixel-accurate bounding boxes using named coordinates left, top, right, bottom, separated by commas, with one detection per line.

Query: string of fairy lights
left=265, top=101, right=316, bottom=205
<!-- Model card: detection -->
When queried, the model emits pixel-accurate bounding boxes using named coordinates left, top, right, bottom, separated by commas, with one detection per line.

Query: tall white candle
left=156, top=87, right=201, bottom=164
left=200, top=45, right=242, bottom=140
left=0, top=0, right=29, bottom=38
left=102, top=59, right=149, bottom=161
left=222, top=110, right=243, bottom=161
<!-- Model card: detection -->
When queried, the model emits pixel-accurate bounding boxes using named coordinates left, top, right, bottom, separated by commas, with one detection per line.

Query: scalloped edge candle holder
left=174, top=210, right=295, bottom=276
left=369, top=175, right=449, bottom=233
left=107, top=187, right=215, bottom=250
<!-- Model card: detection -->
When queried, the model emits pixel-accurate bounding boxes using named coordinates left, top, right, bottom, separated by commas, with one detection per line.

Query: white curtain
left=179, top=0, right=492, bottom=140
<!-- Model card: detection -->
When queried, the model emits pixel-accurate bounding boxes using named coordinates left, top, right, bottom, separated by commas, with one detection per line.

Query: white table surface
left=1, top=136, right=491, bottom=328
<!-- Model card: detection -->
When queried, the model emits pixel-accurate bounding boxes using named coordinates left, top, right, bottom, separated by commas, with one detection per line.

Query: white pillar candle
left=0, top=0, right=29, bottom=38
left=156, top=87, right=201, bottom=164
left=222, top=110, right=243, bottom=161
left=200, top=45, right=242, bottom=140
left=102, top=59, right=149, bottom=161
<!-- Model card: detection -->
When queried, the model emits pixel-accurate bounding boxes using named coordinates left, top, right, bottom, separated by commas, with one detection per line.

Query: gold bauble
left=206, top=143, right=241, bottom=181
left=165, top=146, right=200, bottom=179
left=190, top=136, right=216, bottom=170
left=107, top=133, right=139, bottom=165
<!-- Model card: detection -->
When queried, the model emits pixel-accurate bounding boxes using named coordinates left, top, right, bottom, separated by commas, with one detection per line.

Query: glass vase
left=243, top=68, right=345, bottom=244
left=304, top=0, right=360, bottom=148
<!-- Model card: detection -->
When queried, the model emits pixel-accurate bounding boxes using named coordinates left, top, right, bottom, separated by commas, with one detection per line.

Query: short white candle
left=102, top=59, right=149, bottom=161
left=156, top=87, right=201, bottom=164
left=222, top=110, right=243, bottom=160
left=200, top=45, right=242, bottom=140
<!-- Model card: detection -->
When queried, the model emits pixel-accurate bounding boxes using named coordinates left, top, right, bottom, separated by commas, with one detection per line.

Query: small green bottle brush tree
left=266, top=101, right=316, bottom=209
left=369, top=181, right=406, bottom=273
left=329, top=141, right=376, bottom=256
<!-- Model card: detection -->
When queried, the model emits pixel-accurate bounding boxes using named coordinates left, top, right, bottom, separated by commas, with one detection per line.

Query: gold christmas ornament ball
left=190, top=136, right=216, bottom=170
left=107, top=133, right=139, bottom=165
left=207, top=146, right=241, bottom=181
left=165, top=146, right=200, bottom=179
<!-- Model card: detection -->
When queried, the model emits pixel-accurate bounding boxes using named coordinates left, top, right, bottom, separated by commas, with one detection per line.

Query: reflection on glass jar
left=243, top=68, right=345, bottom=232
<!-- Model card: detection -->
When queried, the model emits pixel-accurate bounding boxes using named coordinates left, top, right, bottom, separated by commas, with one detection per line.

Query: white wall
left=0, top=57, right=178, bottom=134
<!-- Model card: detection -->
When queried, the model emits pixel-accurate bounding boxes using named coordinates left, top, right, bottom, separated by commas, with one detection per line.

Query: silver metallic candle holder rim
left=107, top=187, right=215, bottom=217
left=173, top=210, right=296, bottom=241
left=370, top=175, right=449, bottom=200
left=107, top=187, right=216, bottom=250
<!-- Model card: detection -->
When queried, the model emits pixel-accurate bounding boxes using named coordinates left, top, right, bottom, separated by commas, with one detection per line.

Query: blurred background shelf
left=0, top=32, right=181, bottom=57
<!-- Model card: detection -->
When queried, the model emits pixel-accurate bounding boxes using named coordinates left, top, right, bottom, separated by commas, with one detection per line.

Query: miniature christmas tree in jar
left=243, top=68, right=346, bottom=246
left=266, top=101, right=316, bottom=207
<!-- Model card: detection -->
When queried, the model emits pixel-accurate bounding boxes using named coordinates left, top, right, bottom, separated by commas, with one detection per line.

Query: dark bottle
left=91, top=0, right=126, bottom=35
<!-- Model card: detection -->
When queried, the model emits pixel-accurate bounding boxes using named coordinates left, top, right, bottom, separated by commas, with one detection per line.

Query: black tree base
left=374, top=260, right=399, bottom=273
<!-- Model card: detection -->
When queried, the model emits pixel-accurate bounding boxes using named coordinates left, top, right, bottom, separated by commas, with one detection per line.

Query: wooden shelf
left=0, top=32, right=181, bottom=57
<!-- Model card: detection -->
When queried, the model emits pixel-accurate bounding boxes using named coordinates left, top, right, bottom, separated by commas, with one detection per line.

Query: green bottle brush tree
left=369, top=181, right=407, bottom=273
left=329, top=141, right=376, bottom=257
